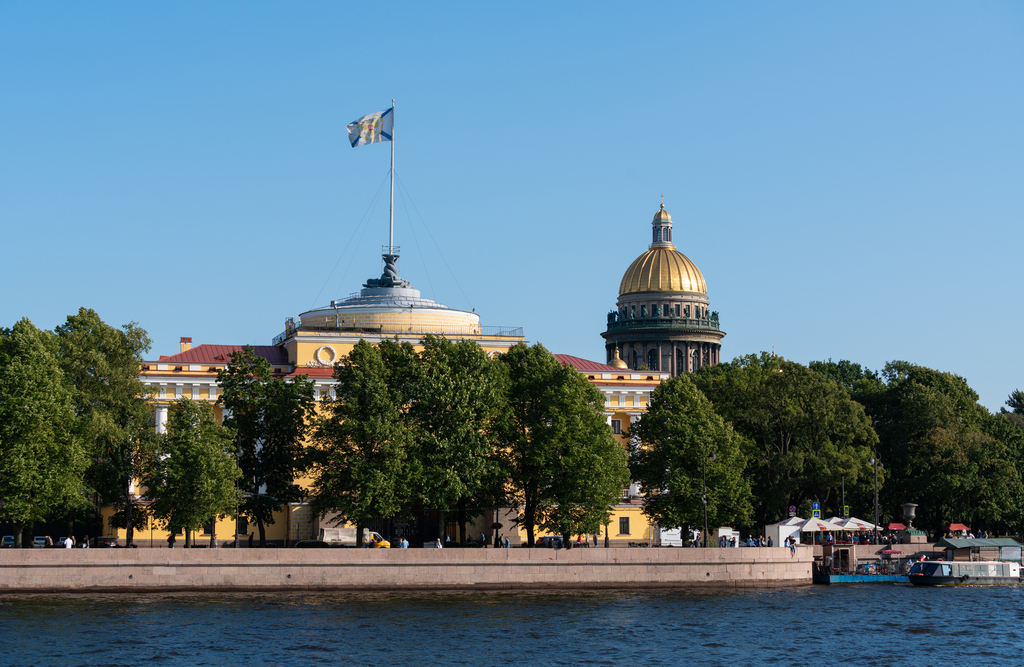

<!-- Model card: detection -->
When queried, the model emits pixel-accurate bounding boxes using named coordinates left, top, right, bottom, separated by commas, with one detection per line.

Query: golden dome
left=653, top=203, right=672, bottom=222
left=619, top=247, right=707, bottom=295
left=610, top=348, right=628, bottom=369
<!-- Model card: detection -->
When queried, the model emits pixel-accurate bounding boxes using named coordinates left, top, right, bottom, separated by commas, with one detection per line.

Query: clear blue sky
left=2, top=3, right=1021, bottom=411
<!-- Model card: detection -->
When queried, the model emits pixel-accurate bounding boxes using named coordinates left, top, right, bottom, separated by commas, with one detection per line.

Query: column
left=657, top=342, right=663, bottom=372
left=155, top=404, right=169, bottom=434
left=671, top=343, right=677, bottom=376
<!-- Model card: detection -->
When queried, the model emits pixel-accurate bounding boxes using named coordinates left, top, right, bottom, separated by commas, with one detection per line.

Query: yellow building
left=119, top=249, right=524, bottom=547
left=111, top=202, right=710, bottom=548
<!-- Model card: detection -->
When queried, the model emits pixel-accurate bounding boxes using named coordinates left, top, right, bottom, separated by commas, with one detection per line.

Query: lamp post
left=870, top=449, right=881, bottom=544
left=702, top=442, right=716, bottom=548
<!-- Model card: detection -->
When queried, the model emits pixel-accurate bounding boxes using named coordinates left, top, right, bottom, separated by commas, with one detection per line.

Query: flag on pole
left=347, top=107, right=393, bottom=147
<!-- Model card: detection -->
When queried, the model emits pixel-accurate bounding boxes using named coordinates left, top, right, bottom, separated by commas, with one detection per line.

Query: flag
left=347, top=107, right=393, bottom=147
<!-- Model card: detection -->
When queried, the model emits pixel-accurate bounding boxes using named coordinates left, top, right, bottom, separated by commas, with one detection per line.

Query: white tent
left=798, top=517, right=845, bottom=532
left=840, top=517, right=876, bottom=531
left=765, top=518, right=805, bottom=545
left=775, top=517, right=806, bottom=526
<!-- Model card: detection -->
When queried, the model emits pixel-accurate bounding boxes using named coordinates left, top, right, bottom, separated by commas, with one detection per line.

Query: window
left=647, top=349, right=659, bottom=370
left=236, top=516, right=248, bottom=535
left=611, top=419, right=621, bottom=435
left=619, top=517, right=630, bottom=535
left=202, top=518, right=215, bottom=535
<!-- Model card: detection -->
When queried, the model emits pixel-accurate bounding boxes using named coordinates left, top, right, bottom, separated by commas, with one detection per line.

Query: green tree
left=694, top=353, right=877, bottom=527
left=808, top=358, right=878, bottom=390
left=412, top=335, right=507, bottom=544
left=1006, top=389, right=1024, bottom=415
left=55, top=307, right=155, bottom=547
left=536, top=362, right=630, bottom=547
left=497, top=343, right=629, bottom=547
left=217, top=346, right=315, bottom=546
left=311, top=339, right=419, bottom=544
left=0, top=319, right=89, bottom=547
left=869, top=362, right=1021, bottom=533
left=140, top=399, right=242, bottom=546
left=631, top=374, right=752, bottom=540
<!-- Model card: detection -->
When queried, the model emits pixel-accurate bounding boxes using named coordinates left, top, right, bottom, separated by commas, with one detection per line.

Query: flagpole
left=389, top=99, right=395, bottom=254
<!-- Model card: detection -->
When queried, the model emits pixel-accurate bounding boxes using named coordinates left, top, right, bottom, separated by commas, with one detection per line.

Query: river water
left=1, top=585, right=1021, bottom=665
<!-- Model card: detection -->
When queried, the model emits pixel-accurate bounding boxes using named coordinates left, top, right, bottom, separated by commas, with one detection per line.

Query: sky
left=1, top=3, right=1022, bottom=411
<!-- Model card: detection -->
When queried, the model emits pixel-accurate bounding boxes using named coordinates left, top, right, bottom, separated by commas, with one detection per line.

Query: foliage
left=140, top=399, right=242, bottom=545
left=808, top=358, right=878, bottom=390
left=217, top=346, right=315, bottom=545
left=497, top=343, right=629, bottom=546
left=1006, top=389, right=1024, bottom=415
left=55, top=307, right=155, bottom=547
left=693, top=353, right=877, bottom=527
left=631, top=374, right=752, bottom=535
left=0, top=319, right=89, bottom=545
left=868, top=361, right=1022, bottom=532
left=536, top=362, right=630, bottom=544
left=411, top=335, right=507, bottom=543
left=311, top=339, right=419, bottom=535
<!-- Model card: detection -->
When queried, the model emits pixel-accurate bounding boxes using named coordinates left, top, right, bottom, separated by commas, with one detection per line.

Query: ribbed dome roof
left=619, top=247, right=707, bottom=295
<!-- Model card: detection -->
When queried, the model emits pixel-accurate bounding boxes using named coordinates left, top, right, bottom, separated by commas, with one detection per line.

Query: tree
left=0, top=319, right=89, bottom=547
left=868, top=361, right=1021, bottom=533
left=1006, top=389, right=1024, bottom=415
left=693, top=353, right=877, bottom=527
left=536, top=362, right=629, bottom=547
left=140, top=399, right=242, bottom=546
left=217, top=346, right=315, bottom=546
left=808, top=358, right=878, bottom=390
left=311, top=339, right=419, bottom=544
left=631, top=374, right=752, bottom=538
left=411, top=335, right=507, bottom=544
left=497, top=343, right=629, bottom=547
left=55, top=307, right=155, bottom=547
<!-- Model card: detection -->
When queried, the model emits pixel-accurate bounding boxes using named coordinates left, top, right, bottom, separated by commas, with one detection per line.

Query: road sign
left=812, top=502, right=821, bottom=519
left=843, top=505, right=850, bottom=517
left=788, top=505, right=796, bottom=517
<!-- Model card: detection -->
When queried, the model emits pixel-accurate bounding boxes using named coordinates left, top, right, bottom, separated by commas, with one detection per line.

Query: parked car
left=32, top=536, right=48, bottom=548
left=535, top=536, right=563, bottom=549
left=91, top=536, right=119, bottom=548
left=1, top=535, right=14, bottom=548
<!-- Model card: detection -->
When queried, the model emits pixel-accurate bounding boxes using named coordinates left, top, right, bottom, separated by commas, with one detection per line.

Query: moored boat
left=908, top=560, right=1021, bottom=586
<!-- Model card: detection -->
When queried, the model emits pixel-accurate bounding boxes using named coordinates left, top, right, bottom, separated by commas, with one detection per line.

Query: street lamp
left=702, top=443, right=716, bottom=548
left=869, top=449, right=883, bottom=544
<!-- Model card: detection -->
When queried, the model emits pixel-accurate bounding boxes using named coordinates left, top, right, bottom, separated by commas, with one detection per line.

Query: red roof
left=553, top=354, right=630, bottom=373
left=286, top=367, right=335, bottom=378
left=948, top=523, right=970, bottom=531
left=887, top=523, right=906, bottom=530
left=155, top=344, right=289, bottom=366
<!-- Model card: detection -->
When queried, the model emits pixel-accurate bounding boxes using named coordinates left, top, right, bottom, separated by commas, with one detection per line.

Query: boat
left=908, top=559, right=1022, bottom=586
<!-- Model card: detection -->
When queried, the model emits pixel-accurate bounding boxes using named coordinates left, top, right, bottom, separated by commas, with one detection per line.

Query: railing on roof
left=273, top=324, right=523, bottom=344
left=605, top=317, right=721, bottom=333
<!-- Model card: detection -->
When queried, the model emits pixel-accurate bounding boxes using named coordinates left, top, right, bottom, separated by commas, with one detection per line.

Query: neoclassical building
left=602, top=203, right=725, bottom=374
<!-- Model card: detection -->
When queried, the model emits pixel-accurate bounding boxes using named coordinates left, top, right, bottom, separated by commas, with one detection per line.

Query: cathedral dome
left=619, top=247, right=707, bottom=295
left=618, top=203, right=707, bottom=295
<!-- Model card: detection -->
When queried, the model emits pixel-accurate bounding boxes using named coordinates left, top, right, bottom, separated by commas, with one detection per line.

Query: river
left=1, top=585, right=1021, bottom=665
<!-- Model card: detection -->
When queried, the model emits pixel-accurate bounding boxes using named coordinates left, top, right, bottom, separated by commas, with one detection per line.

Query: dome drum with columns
left=601, top=203, right=724, bottom=375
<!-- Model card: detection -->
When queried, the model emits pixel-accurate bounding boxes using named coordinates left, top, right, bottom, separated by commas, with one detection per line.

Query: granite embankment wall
left=0, top=547, right=812, bottom=593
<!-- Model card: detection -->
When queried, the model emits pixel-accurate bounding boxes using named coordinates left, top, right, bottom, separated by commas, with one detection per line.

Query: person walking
left=435, top=538, right=443, bottom=549
left=81, top=535, right=89, bottom=549
left=64, top=536, right=73, bottom=549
